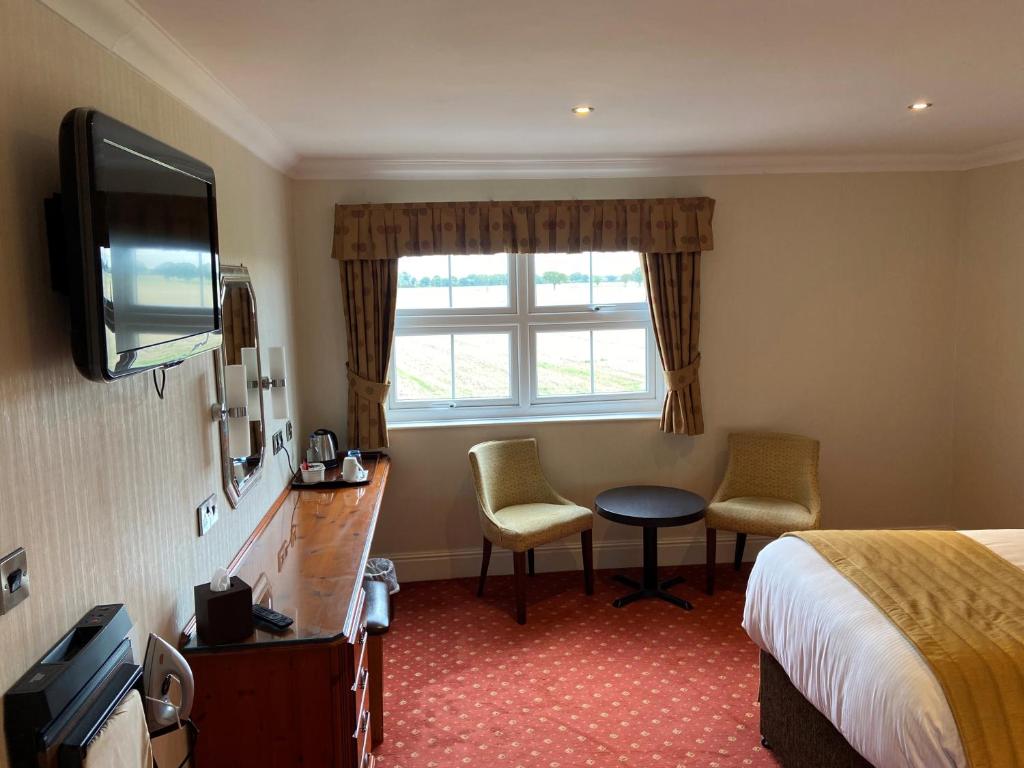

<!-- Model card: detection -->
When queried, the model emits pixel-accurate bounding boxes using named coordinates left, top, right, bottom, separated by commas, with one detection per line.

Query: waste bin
left=365, top=557, right=399, bottom=594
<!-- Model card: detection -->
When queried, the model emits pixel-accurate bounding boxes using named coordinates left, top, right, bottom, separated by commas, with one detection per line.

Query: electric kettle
left=307, top=428, right=339, bottom=467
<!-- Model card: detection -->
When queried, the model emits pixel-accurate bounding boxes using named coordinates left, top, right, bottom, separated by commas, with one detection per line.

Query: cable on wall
left=281, top=443, right=296, bottom=477
left=152, top=368, right=167, bottom=399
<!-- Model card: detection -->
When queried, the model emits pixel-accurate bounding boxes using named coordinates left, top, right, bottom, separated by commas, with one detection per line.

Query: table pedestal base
left=610, top=528, right=693, bottom=611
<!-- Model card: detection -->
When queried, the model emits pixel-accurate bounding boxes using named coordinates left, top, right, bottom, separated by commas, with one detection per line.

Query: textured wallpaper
left=0, top=0, right=300, bottom=761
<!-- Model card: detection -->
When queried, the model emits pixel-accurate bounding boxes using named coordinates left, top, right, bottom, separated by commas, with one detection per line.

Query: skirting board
left=375, top=532, right=772, bottom=583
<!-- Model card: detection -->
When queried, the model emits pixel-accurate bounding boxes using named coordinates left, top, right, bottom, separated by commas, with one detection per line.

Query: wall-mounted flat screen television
left=50, top=108, right=222, bottom=381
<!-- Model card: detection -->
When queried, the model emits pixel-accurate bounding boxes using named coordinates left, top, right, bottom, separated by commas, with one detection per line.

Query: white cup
left=342, top=455, right=367, bottom=482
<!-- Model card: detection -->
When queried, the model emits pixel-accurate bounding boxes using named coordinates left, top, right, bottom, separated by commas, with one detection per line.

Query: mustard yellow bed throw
left=787, top=530, right=1024, bottom=768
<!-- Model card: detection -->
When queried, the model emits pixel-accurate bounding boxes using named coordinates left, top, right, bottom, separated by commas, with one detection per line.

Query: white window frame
left=390, top=324, right=520, bottom=410
left=530, top=321, right=657, bottom=406
left=388, top=252, right=664, bottom=423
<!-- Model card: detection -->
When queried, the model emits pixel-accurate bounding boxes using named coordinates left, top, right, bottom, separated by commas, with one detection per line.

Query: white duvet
left=742, top=529, right=1024, bottom=768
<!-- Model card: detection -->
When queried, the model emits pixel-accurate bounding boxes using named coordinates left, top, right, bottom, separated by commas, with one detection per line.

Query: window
left=389, top=252, right=662, bottom=423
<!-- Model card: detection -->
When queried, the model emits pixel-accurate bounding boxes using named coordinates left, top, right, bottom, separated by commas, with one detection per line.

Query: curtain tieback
left=346, top=366, right=391, bottom=404
left=663, top=355, right=701, bottom=392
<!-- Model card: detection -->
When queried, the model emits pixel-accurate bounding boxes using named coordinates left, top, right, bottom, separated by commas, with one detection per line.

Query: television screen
left=95, top=139, right=216, bottom=360
left=55, top=109, right=222, bottom=381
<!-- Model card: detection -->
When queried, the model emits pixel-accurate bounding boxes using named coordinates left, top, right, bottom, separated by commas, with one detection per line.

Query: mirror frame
left=214, top=264, right=267, bottom=508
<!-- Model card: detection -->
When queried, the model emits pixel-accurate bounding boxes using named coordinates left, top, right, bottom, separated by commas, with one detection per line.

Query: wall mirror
left=213, top=264, right=266, bottom=507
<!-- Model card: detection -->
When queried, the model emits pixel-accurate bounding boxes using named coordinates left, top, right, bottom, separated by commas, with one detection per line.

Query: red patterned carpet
left=376, top=563, right=779, bottom=768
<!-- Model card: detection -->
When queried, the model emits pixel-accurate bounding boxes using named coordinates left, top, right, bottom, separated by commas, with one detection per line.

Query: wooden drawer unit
left=351, top=586, right=368, bottom=674
left=182, top=458, right=391, bottom=768
left=356, top=710, right=373, bottom=768
left=352, top=638, right=369, bottom=700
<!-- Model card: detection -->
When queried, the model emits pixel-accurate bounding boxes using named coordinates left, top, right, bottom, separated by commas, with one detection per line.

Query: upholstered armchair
left=468, top=438, right=594, bottom=624
left=705, top=432, right=821, bottom=594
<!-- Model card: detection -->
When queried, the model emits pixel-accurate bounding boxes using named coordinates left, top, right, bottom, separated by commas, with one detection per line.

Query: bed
left=742, top=529, right=1024, bottom=768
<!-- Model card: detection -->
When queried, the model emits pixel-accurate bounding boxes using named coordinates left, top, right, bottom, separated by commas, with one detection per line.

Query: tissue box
left=194, top=576, right=254, bottom=645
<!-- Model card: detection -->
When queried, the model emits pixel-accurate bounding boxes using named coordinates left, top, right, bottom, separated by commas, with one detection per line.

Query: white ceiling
left=72, top=0, right=1024, bottom=174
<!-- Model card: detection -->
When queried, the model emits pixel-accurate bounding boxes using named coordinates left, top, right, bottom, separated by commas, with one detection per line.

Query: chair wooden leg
left=513, top=551, right=527, bottom=624
left=528, top=548, right=536, bottom=576
left=581, top=529, right=594, bottom=595
left=368, top=634, right=384, bottom=748
left=706, top=527, right=717, bottom=595
left=734, top=533, right=747, bottom=571
left=477, top=538, right=492, bottom=597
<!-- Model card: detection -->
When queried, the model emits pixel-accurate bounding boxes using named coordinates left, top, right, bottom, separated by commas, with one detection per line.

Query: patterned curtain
left=643, top=252, right=704, bottom=435
left=331, top=197, right=715, bottom=444
left=332, top=198, right=714, bottom=259
left=340, top=259, right=398, bottom=450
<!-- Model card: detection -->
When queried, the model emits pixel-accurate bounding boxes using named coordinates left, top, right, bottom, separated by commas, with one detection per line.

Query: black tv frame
left=48, top=108, right=222, bottom=382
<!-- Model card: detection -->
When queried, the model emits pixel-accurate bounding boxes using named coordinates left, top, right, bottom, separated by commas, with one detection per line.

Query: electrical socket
left=0, top=548, right=29, bottom=615
left=272, top=430, right=284, bottom=455
left=285, top=420, right=293, bottom=442
left=197, top=495, right=219, bottom=537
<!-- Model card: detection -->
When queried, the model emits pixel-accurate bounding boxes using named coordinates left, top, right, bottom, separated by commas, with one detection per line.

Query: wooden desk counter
left=183, top=456, right=390, bottom=768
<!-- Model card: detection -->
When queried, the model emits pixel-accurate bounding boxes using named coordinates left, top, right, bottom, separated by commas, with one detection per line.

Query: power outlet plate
left=285, top=420, right=293, bottom=442
left=197, top=495, right=219, bottom=537
left=0, top=548, right=29, bottom=614
left=272, top=430, right=284, bottom=455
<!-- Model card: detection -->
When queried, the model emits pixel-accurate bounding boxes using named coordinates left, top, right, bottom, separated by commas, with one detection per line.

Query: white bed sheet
left=742, top=529, right=1024, bottom=768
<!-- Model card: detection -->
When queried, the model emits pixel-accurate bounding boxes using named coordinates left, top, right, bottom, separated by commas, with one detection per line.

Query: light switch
left=0, top=548, right=29, bottom=614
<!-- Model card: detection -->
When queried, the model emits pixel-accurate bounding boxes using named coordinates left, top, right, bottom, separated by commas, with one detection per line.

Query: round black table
left=595, top=485, right=707, bottom=610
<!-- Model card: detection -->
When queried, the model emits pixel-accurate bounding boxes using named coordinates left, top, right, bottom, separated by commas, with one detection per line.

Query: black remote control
left=252, top=604, right=294, bottom=631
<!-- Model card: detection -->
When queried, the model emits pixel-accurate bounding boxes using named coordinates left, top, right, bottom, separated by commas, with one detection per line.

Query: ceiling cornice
left=288, top=142, right=1024, bottom=181
left=39, top=0, right=296, bottom=173
left=39, top=0, right=1024, bottom=183
left=288, top=152, right=972, bottom=181
left=958, top=137, right=1024, bottom=171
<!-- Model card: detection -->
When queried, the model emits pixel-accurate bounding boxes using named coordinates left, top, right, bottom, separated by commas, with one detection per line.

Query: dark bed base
left=759, top=651, right=874, bottom=768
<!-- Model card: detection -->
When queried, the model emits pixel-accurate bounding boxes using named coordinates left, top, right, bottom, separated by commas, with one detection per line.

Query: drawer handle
left=352, top=666, right=369, bottom=693
left=357, top=626, right=367, bottom=645
left=360, top=710, right=370, bottom=734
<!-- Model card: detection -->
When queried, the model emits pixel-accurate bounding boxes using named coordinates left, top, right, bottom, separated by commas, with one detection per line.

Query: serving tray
left=290, top=453, right=380, bottom=489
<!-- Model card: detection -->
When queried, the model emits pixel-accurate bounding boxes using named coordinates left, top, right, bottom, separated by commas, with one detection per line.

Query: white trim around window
left=388, top=252, right=664, bottom=424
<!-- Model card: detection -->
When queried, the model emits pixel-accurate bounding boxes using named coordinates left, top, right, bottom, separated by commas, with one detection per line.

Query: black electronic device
left=4, top=604, right=143, bottom=767
left=252, top=604, right=294, bottom=632
left=47, top=108, right=222, bottom=382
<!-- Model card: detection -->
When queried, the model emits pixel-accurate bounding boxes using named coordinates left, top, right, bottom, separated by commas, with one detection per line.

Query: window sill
left=388, top=412, right=661, bottom=431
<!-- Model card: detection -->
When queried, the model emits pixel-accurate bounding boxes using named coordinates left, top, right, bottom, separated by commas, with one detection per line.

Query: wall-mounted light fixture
left=215, top=364, right=251, bottom=457
left=241, top=346, right=261, bottom=422
left=262, top=346, right=289, bottom=420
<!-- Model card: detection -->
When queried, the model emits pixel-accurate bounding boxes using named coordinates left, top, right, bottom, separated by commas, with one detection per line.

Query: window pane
left=592, top=252, right=645, bottom=305
left=395, top=334, right=452, bottom=400
left=454, top=334, right=511, bottom=399
left=397, top=255, right=451, bottom=309
left=536, top=330, right=591, bottom=396
left=594, top=328, right=647, bottom=393
left=451, top=254, right=510, bottom=308
left=534, top=253, right=590, bottom=307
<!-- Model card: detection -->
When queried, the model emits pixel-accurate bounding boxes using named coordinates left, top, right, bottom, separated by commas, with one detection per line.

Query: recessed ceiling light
left=571, top=105, right=595, bottom=115
left=908, top=102, right=933, bottom=111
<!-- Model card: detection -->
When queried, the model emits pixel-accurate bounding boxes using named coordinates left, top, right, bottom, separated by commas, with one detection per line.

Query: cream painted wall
left=952, top=159, right=1024, bottom=528
left=0, top=0, right=299, bottom=759
left=291, top=172, right=963, bottom=574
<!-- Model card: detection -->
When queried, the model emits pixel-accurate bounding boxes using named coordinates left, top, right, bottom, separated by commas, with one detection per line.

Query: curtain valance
left=332, top=198, right=715, bottom=261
